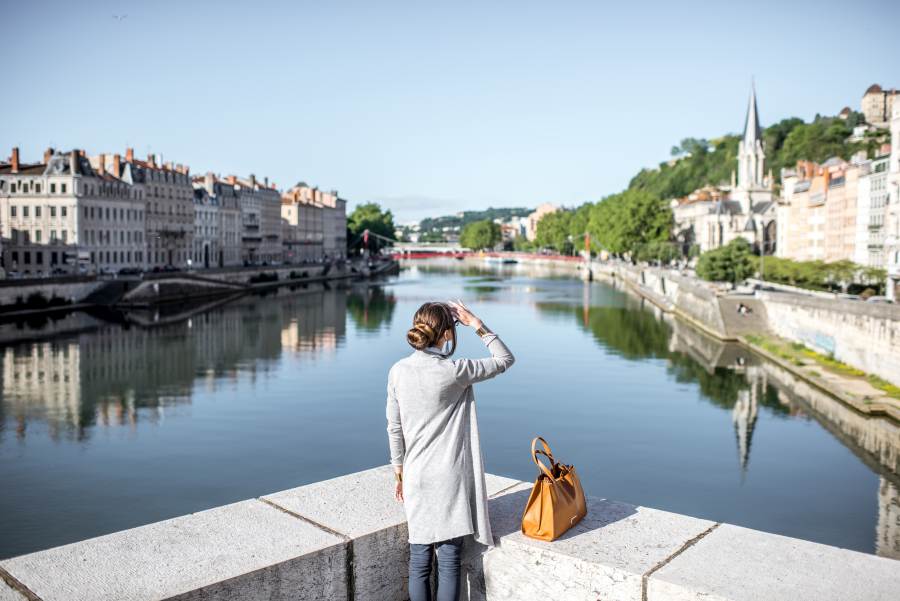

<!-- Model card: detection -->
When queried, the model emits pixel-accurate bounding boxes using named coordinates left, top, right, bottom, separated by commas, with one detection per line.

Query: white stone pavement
left=1, top=465, right=897, bottom=601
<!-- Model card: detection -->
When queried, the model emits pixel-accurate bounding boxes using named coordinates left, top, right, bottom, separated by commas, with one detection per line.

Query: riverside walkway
left=1, top=466, right=897, bottom=601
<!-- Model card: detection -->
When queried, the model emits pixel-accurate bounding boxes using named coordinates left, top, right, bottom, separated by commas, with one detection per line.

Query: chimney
left=264, top=176, right=269, bottom=187
left=249, top=173, right=257, bottom=187
left=10, top=147, right=19, bottom=173
left=43, top=147, right=54, bottom=163
left=69, top=150, right=78, bottom=174
left=97, top=154, right=106, bottom=176
left=113, top=154, right=121, bottom=176
left=205, top=171, right=214, bottom=192
left=126, top=147, right=134, bottom=162
left=148, top=153, right=156, bottom=167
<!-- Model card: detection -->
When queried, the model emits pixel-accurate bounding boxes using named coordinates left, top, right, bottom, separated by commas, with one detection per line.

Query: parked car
left=866, top=296, right=894, bottom=304
left=118, top=267, right=143, bottom=276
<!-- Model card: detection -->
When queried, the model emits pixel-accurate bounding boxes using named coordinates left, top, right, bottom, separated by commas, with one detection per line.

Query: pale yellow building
left=525, top=203, right=559, bottom=241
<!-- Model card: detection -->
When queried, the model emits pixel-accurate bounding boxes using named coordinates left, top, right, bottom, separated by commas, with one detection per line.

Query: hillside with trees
left=532, top=111, right=888, bottom=260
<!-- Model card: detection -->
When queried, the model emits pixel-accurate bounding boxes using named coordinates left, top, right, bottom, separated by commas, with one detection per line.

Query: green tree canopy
left=696, top=238, right=755, bottom=284
left=588, top=189, right=673, bottom=256
left=348, top=202, right=396, bottom=253
left=460, top=219, right=501, bottom=250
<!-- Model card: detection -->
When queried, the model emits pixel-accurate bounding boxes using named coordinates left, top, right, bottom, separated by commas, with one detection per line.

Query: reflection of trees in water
left=0, top=287, right=350, bottom=442
left=537, top=301, right=672, bottom=360
left=347, top=286, right=396, bottom=331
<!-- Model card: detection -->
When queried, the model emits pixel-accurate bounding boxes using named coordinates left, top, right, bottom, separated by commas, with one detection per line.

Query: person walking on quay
left=386, top=299, right=515, bottom=601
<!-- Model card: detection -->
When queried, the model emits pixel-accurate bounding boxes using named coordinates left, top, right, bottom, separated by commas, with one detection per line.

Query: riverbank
left=1, top=465, right=895, bottom=601
left=0, top=259, right=399, bottom=316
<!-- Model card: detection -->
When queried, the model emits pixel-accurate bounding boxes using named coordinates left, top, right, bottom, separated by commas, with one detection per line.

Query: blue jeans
left=409, top=536, right=464, bottom=601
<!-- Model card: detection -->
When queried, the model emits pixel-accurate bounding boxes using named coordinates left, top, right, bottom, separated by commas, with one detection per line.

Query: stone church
left=672, top=85, right=778, bottom=255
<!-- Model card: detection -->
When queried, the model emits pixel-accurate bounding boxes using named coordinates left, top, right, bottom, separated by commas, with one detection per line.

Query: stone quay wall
left=760, top=290, right=900, bottom=387
left=591, top=261, right=900, bottom=387
left=1, top=466, right=897, bottom=601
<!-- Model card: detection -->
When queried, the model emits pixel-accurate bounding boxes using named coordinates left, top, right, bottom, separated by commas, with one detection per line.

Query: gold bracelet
left=394, top=471, right=403, bottom=483
left=475, top=324, right=491, bottom=337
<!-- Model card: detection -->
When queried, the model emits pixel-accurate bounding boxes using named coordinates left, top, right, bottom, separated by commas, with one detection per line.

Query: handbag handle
left=531, top=436, right=557, bottom=481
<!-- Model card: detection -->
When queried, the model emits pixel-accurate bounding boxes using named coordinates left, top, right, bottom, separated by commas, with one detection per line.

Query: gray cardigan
left=386, top=332, right=515, bottom=546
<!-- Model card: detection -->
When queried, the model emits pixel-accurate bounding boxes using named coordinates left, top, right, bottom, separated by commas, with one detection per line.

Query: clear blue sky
left=4, top=0, right=898, bottom=223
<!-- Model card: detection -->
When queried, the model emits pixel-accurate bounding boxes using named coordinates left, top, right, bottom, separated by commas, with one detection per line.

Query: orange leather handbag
left=521, top=436, right=587, bottom=541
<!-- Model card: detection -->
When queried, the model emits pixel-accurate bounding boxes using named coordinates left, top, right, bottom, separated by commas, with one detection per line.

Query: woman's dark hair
left=407, top=302, right=457, bottom=354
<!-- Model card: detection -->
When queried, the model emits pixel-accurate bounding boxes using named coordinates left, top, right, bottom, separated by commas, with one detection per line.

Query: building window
left=61, top=183, right=67, bottom=194
left=23, top=206, right=29, bottom=217
left=35, top=206, right=42, bottom=217
left=10, top=206, right=16, bottom=217
left=62, top=230, right=67, bottom=243
left=35, top=184, right=41, bottom=194
left=36, top=251, right=43, bottom=265
left=50, top=230, right=57, bottom=242
left=24, top=252, right=30, bottom=264
left=35, top=230, right=41, bottom=243
left=50, top=206, right=56, bottom=217
left=61, top=206, right=67, bottom=217
left=51, top=252, right=58, bottom=265
left=50, top=183, right=56, bottom=194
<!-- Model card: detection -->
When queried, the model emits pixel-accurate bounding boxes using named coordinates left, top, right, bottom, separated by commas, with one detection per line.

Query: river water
left=1, top=260, right=898, bottom=560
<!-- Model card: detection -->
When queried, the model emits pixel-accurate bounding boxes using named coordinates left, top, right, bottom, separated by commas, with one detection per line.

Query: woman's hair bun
left=406, top=302, right=456, bottom=354
left=407, top=322, right=437, bottom=350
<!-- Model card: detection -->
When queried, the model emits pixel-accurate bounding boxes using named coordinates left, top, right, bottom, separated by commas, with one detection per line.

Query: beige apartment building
left=0, top=148, right=146, bottom=276
left=116, top=150, right=195, bottom=269
left=526, top=203, right=559, bottom=241
left=862, top=84, right=898, bottom=128
left=225, top=175, right=282, bottom=264
left=281, top=183, right=324, bottom=263
left=886, top=101, right=900, bottom=301
left=192, top=173, right=241, bottom=268
left=778, top=158, right=863, bottom=263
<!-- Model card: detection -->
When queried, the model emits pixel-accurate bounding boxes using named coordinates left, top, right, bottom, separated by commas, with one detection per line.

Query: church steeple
left=743, top=81, right=762, bottom=148
left=736, top=80, right=766, bottom=209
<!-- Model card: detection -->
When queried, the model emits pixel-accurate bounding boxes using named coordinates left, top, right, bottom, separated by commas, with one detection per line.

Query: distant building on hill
left=861, top=84, right=898, bottom=128
left=671, top=84, right=777, bottom=254
left=886, top=101, right=900, bottom=301
left=525, top=203, right=559, bottom=241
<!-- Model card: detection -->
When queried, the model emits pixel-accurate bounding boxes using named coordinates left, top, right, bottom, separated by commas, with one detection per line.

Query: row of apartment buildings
left=672, top=84, right=900, bottom=300
left=0, top=148, right=347, bottom=276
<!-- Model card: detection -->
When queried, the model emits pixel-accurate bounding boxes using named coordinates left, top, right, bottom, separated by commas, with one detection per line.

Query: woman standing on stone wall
left=386, top=300, right=515, bottom=601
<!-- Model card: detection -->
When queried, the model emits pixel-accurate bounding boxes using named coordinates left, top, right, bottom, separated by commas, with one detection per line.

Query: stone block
left=0, top=582, right=25, bottom=601
left=463, top=485, right=716, bottom=601
left=647, top=523, right=900, bottom=601
left=0, top=500, right=347, bottom=601
left=262, top=465, right=522, bottom=601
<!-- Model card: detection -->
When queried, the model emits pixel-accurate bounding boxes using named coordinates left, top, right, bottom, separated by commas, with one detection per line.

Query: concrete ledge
left=2, top=466, right=898, bottom=601
left=0, top=500, right=348, bottom=601
left=466, top=484, right=717, bottom=601
left=648, top=523, right=900, bottom=601
left=261, top=465, right=522, bottom=601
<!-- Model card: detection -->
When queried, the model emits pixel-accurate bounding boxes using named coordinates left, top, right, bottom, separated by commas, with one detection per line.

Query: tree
left=347, top=202, right=396, bottom=253
left=696, top=238, right=755, bottom=285
left=535, top=210, right=574, bottom=254
left=460, top=219, right=501, bottom=250
left=588, top=189, right=673, bottom=256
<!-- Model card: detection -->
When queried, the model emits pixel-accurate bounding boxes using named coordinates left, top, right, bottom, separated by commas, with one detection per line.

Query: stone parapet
left=2, top=466, right=898, bottom=601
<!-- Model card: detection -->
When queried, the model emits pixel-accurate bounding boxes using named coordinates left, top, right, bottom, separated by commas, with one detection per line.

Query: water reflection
left=0, top=283, right=392, bottom=443
left=535, top=278, right=900, bottom=560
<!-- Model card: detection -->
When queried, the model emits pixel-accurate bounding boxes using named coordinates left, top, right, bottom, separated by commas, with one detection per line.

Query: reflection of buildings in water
left=731, top=367, right=761, bottom=476
left=877, top=478, right=900, bottom=560
left=1, top=342, right=82, bottom=438
left=0, top=287, right=352, bottom=440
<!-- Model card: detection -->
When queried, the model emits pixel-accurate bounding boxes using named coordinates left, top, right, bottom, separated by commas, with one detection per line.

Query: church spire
left=743, top=80, right=762, bottom=147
